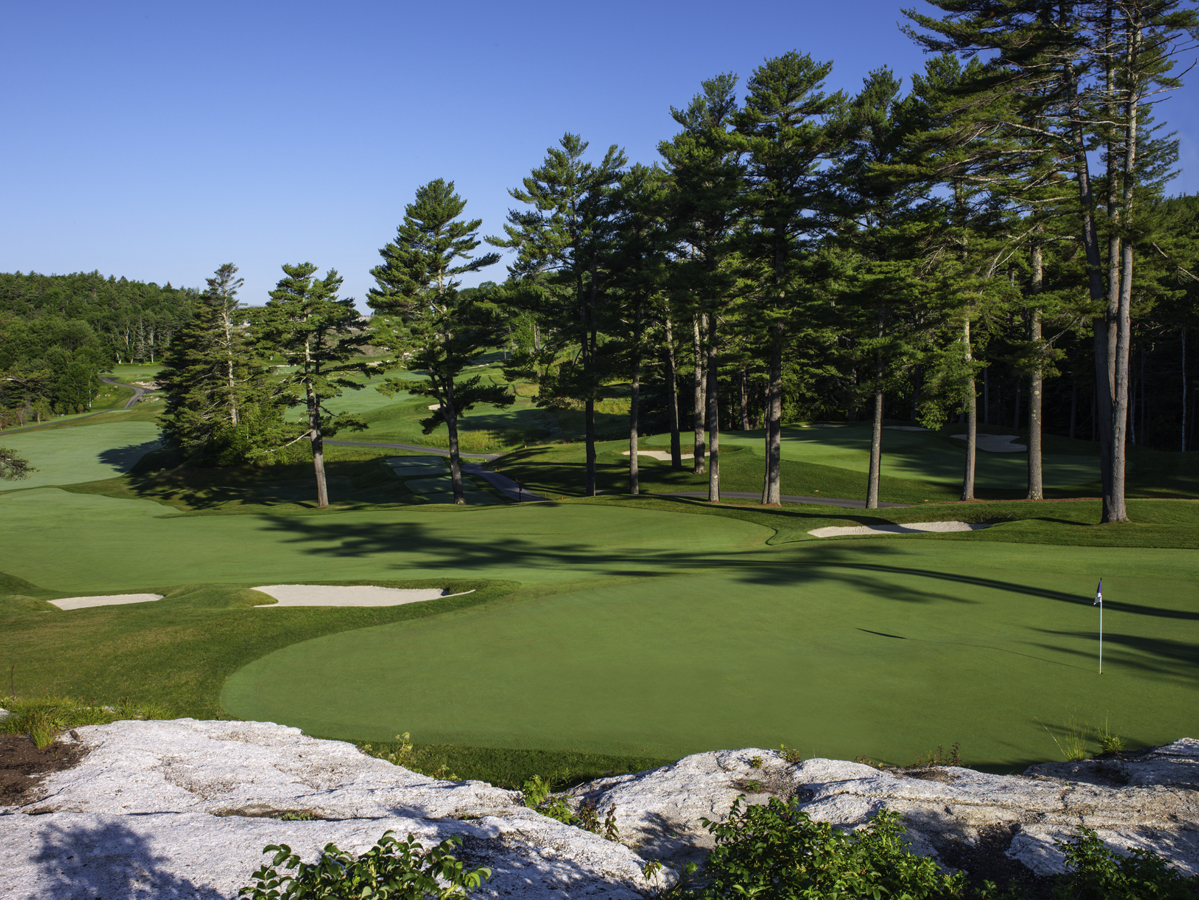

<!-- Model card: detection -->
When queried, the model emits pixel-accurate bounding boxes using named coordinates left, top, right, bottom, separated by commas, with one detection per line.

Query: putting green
left=222, top=539, right=1199, bottom=770
left=0, top=421, right=161, bottom=491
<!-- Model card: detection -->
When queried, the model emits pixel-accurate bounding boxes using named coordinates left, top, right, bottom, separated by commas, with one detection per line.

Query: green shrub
left=1054, top=827, right=1197, bottom=900
left=686, top=799, right=965, bottom=899
left=239, top=831, right=490, bottom=900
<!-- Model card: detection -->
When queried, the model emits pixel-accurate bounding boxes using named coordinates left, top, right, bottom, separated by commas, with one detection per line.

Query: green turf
left=6, top=406, right=1199, bottom=779
left=0, top=421, right=162, bottom=491
left=221, top=538, right=1199, bottom=770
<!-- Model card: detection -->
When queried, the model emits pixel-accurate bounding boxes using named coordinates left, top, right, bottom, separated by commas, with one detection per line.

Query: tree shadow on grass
left=1029, top=629, right=1199, bottom=685
left=254, top=511, right=1101, bottom=614
left=97, top=440, right=162, bottom=475
left=32, top=819, right=224, bottom=899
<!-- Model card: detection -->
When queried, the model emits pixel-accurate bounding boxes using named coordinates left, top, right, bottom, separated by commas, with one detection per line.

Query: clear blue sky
left=3, top=0, right=1197, bottom=311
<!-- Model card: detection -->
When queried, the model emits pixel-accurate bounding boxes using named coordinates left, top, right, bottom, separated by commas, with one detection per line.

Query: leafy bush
left=687, top=798, right=965, bottom=899
left=239, top=831, right=490, bottom=900
left=521, top=775, right=619, bottom=841
left=1054, top=827, right=1197, bottom=900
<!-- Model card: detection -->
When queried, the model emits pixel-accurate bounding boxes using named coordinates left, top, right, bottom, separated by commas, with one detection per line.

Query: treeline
left=469, top=0, right=1199, bottom=522
left=0, top=271, right=198, bottom=426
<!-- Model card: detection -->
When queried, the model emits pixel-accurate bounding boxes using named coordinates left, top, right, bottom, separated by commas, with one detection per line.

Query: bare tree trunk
left=866, top=310, right=885, bottom=509
left=1028, top=241, right=1044, bottom=500
left=692, top=314, right=706, bottom=475
left=443, top=380, right=465, bottom=505
left=1182, top=327, right=1188, bottom=452
left=961, top=318, right=977, bottom=502
left=738, top=366, right=750, bottom=430
left=628, top=308, right=642, bottom=495
left=762, top=327, right=783, bottom=506
left=665, top=316, right=682, bottom=469
left=305, top=345, right=328, bottom=509
left=707, top=313, right=720, bottom=503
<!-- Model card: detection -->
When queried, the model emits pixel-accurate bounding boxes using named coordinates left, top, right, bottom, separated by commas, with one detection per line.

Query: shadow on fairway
left=34, top=820, right=224, bottom=899
left=99, top=439, right=162, bottom=474
left=256, top=510, right=1087, bottom=612
left=1032, top=629, right=1199, bottom=683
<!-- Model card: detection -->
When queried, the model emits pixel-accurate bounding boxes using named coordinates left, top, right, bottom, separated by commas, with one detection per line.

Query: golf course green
left=4, top=394, right=1199, bottom=777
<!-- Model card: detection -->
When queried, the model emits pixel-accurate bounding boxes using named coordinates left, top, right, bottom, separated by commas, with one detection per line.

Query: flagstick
left=1099, top=600, right=1103, bottom=675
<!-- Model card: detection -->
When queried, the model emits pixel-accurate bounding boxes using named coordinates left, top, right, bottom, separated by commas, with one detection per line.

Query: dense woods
left=0, top=271, right=197, bottom=426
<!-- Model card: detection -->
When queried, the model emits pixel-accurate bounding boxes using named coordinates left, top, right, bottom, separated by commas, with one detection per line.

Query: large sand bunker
left=50, top=594, right=164, bottom=611
left=808, top=521, right=990, bottom=538
left=251, top=585, right=473, bottom=608
left=622, top=450, right=694, bottom=461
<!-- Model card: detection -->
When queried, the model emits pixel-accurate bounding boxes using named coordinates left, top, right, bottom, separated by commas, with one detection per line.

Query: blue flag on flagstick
left=1094, top=579, right=1103, bottom=606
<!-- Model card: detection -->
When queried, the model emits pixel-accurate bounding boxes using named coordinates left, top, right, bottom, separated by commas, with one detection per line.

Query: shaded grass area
left=65, top=444, right=504, bottom=513
left=487, top=422, right=1199, bottom=504
left=1, top=578, right=512, bottom=720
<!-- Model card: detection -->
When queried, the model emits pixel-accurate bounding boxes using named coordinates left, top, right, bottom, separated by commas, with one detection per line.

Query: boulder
left=3, top=719, right=1198, bottom=898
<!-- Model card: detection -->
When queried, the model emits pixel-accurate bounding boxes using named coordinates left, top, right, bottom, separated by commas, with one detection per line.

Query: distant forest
left=0, top=271, right=198, bottom=425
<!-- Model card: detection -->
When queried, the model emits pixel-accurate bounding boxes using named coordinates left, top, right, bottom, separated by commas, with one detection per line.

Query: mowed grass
left=6, top=406, right=1199, bottom=781
left=489, top=422, right=1199, bottom=504
left=0, top=420, right=162, bottom=491
left=221, top=537, right=1199, bottom=771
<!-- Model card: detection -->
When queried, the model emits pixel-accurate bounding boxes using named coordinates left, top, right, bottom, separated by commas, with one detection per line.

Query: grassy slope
left=6, top=398, right=1199, bottom=784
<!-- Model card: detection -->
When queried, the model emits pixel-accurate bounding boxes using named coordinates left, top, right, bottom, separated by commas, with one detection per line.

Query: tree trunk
left=1028, top=241, right=1044, bottom=500
left=665, top=316, right=682, bottom=469
left=628, top=308, right=642, bottom=495
left=305, top=349, right=328, bottom=509
left=983, top=366, right=989, bottom=425
left=738, top=366, right=750, bottom=430
left=1182, top=327, right=1187, bottom=452
left=443, top=380, right=466, bottom=505
left=866, top=310, right=885, bottom=510
left=706, top=313, right=720, bottom=503
left=692, top=314, right=706, bottom=475
left=762, top=327, right=783, bottom=506
left=961, top=318, right=977, bottom=502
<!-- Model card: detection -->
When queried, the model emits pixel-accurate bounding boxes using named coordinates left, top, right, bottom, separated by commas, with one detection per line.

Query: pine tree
left=258, top=264, right=368, bottom=508
left=158, top=263, right=282, bottom=464
left=736, top=51, right=843, bottom=505
left=489, top=134, right=627, bottom=497
left=368, top=179, right=512, bottom=505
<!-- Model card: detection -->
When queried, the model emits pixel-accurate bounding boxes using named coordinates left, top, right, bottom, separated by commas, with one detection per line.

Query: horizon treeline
left=0, top=271, right=198, bottom=425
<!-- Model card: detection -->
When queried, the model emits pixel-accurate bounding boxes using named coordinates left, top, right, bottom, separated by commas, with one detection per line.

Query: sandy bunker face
left=49, top=594, right=165, bottom=611
left=251, top=585, right=471, bottom=608
left=808, top=521, right=991, bottom=538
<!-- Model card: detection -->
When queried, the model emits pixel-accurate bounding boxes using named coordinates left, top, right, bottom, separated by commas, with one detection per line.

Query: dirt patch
left=0, top=733, right=88, bottom=807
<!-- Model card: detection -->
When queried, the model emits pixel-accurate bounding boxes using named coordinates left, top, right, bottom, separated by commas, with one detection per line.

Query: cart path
left=100, top=377, right=150, bottom=410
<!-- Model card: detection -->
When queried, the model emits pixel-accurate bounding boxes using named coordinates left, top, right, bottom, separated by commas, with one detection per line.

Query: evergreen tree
left=158, top=263, right=283, bottom=464
left=0, top=447, right=33, bottom=480
left=259, top=264, right=368, bottom=508
left=489, top=133, right=627, bottom=497
left=736, top=51, right=844, bottom=505
left=368, top=179, right=512, bottom=505
left=660, top=74, right=745, bottom=502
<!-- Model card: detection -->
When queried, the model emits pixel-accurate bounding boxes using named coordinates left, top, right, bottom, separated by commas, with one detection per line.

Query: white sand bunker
left=50, top=593, right=164, bottom=611
left=951, top=434, right=1026, bottom=452
left=622, top=449, right=694, bottom=461
left=251, top=585, right=473, bottom=608
left=808, top=521, right=991, bottom=538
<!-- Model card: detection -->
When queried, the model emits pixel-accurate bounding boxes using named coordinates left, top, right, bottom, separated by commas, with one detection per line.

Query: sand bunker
left=808, top=521, right=990, bottom=538
left=251, top=585, right=473, bottom=608
left=883, top=425, right=929, bottom=432
left=951, top=434, right=1026, bottom=452
left=622, top=450, right=695, bottom=461
left=50, top=593, right=164, bottom=611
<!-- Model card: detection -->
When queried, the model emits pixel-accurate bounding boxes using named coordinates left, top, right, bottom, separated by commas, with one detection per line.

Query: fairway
left=0, top=421, right=161, bottom=491
left=221, top=538, right=1199, bottom=771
